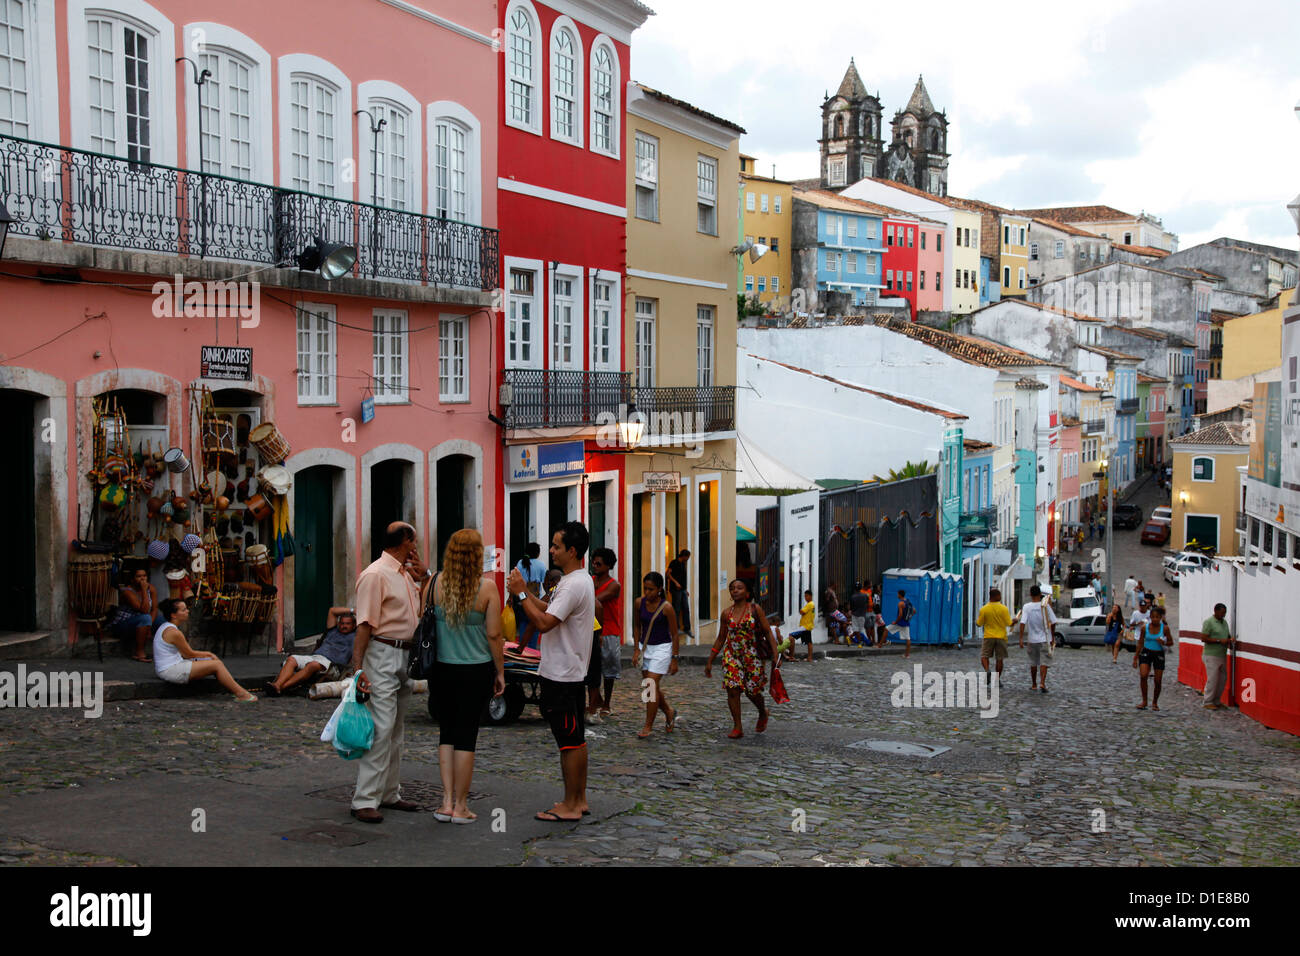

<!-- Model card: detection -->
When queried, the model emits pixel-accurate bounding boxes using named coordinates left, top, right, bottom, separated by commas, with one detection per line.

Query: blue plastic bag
left=334, top=675, right=374, bottom=760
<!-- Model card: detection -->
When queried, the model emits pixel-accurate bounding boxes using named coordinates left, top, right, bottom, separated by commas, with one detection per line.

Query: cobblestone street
left=3, top=635, right=1298, bottom=866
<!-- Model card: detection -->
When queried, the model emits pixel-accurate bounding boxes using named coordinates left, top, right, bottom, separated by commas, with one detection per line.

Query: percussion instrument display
left=163, top=448, right=190, bottom=474
left=98, top=483, right=127, bottom=511
left=257, top=466, right=291, bottom=496
left=244, top=493, right=273, bottom=522
left=248, top=422, right=291, bottom=465
left=202, top=417, right=238, bottom=466
left=244, top=543, right=273, bottom=585
left=206, top=470, right=228, bottom=498
left=181, top=533, right=203, bottom=554
left=102, top=455, right=129, bottom=481
left=214, top=495, right=230, bottom=512
left=146, top=539, right=171, bottom=560
left=164, top=569, right=188, bottom=599
left=68, top=553, right=114, bottom=622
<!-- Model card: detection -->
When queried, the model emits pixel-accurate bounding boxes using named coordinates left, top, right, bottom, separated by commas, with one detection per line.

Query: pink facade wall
left=1059, top=424, right=1081, bottom=522
left=916, top=222, right=945, bottom=313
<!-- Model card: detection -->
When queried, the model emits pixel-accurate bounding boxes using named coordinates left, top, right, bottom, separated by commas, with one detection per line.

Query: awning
left=736, top=523, right=756, bottom=542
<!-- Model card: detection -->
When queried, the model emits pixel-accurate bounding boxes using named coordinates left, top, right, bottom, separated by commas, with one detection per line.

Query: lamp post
left=1095, top=459, right=1113, bottom=609
left=356, top=110, right=387, bottom=278
left=176, top=57, right=212, bottom=256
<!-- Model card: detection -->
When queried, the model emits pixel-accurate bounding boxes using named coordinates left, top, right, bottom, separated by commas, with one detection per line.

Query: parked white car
left=1150, top=506, right=1172, bottom=526
left=1163, top=551, right=1215, bottom=586
left=1068, top=587, right=1102, bottom=621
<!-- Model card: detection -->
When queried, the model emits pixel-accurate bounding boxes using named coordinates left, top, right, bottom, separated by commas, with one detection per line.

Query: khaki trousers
left=352, top=639, right=413, bottom=810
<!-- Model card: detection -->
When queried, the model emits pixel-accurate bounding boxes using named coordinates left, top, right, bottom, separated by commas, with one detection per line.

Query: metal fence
left=0, top=133, right=499, bottom=290
left=502, top=369, right=737, bottom=434
left=754, top=505, right=782, bottom=621
left=818, top=475, right=938, bottom=600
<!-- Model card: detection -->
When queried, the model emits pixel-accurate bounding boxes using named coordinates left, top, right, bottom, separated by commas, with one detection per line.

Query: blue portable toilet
left=920, top=571, right=944, bottom=643
left=882, top=568, right=928, bottom=644
left=933, top=572, right=952, bottom=643
left=947, top=574, right=964, bottom=644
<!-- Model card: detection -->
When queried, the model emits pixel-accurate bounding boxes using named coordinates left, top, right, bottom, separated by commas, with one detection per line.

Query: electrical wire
left=0, top=311, right=103, bottom=364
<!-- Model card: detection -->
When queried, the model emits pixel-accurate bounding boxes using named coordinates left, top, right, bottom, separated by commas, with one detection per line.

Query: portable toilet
left=882, top=568, right=928, bottom=644
left=947, top=574, right=964, bottom=644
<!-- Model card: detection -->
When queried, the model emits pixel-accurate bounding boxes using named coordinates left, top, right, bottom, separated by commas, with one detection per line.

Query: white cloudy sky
left=631, top=0, right=1300, bottom=252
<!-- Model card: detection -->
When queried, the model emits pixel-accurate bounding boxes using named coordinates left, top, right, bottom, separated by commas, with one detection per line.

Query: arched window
left=366, top=100, right=413, bottom=210
left=428, top=101, right=482, bottom=225
left=505, top=1, right=539, bottom=133
left=549, top=17, right=582, bottom=145
left=834, top=114, right=844, bottom=137
left=589, top=37, right=618, bottom=157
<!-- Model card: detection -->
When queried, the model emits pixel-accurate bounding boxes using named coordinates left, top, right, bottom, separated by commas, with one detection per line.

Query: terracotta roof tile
left=746, top=354, right=968, bottom=419
left=1024, top=216, right=1101, bottom=239
left=1169, top=422, right=1251, bottom=447
left=794, top=188, right=910, bottom=219
left=963, top=438, right=994, bottom=452
left=867, top=314, right=1057, bottom=368
left=1060, top=416, right=1082, bottom=427
left=1137, top=373, right=1169, bottom=384
left=1078, top=343, right=1142, bottom=362
left=1060, top=375, right=1100, bottom=393
left=1112, top=242, right=1169, bottom=257
left=1018, top=204, right=1137, bottom=224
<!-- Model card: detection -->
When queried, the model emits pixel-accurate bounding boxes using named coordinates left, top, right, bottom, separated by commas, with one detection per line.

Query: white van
left=1068, top=587, right=1102, bottom=622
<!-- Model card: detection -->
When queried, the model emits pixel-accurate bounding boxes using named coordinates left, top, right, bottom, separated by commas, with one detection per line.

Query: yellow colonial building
left=625, top=82, right=743, bottom=644
left=739, top=155, right=793, bottom=312
left=1170, top=422, right=1251, bottom=556
left=1221, top=291, right=1292, bottom=380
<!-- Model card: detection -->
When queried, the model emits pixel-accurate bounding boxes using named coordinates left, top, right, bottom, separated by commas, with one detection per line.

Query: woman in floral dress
left=705, top=578, right=780, bottom=738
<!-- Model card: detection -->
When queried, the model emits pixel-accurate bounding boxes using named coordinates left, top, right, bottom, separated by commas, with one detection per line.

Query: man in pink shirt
left=350, top=521, right=427, bottom=823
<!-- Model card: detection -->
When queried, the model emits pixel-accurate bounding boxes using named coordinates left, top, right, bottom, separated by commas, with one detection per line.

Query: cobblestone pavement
left=3, top=638, right=1299, bottom=866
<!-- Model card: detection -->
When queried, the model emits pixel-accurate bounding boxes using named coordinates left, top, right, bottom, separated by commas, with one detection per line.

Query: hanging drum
left=202, top=417, right=238, bottom=467
left=163, top=447, right=190, bottom=474
left=257, top=465, right=291, bottom=496
left=67, top=553, right=114, bottom=622
left=248, top=422, right=291, bottom=465
left=244, top=543, right=273, bottom=586
left=244, top=492, right=273, bottom=522
left=98, top=483, right=127, bottom=512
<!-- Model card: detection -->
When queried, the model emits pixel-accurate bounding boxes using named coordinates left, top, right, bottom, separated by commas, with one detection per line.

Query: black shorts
left=539, top=678, right=587, bottom=751
left=584, top=634, right=602, bottom=689
left=434, top=661, right=495, bottom=753
left=790, top=629, right=813, bottom=645
left=1139, top=648, right=1166, bottom=670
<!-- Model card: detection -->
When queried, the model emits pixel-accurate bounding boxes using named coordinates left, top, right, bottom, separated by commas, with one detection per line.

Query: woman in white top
left=154, top=598, right=257, bottom=701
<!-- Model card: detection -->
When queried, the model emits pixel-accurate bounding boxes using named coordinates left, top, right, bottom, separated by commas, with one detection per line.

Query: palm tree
left=871, top=460, right=937, bottom=484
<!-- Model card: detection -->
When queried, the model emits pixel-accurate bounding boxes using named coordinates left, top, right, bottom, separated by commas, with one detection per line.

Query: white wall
left=739, top=326, right=998, bottom=442
left=969, top=301, right=1073, bottom=362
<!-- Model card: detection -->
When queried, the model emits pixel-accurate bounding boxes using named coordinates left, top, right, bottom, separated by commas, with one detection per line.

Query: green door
left=0, top=391, right=37, bottom=631
left=294, top=466, right=334, bottom=638
left=588, top=481, right=606, bottom=553
left=1185, top=514, right=1219, bottom=551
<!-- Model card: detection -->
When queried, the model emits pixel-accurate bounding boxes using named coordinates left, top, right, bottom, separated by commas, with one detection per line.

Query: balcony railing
left=0, top=133, right=498, bottom=290
left=958, top=506, right=998, bottom=537
left=1118, top=398, right=1139, bottom=414
left=1083, top=418, right=1105, bottom=435
left=502, top=369, right=737, bottom=435
left=1210, top=343, right=1223, bottom=359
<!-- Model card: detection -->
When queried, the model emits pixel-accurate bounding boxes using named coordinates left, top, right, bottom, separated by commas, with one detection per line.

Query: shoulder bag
left=408, top=572, right=440, bottom=680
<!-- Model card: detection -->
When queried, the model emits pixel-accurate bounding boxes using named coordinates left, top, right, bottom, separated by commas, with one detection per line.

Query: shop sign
left=537, top=441, right=584, bottom=480
left=508, top=445, right=538, bottom=482
left=643, top=471, right=681, bottom=492
left=361, top=395, right=375, bottom=424
left=200, top=345, right=252, bottom=380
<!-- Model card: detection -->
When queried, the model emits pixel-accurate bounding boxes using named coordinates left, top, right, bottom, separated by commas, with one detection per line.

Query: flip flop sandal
left=433, top=811, right=453, bottom=823
left=535, top=810, right=581, bottom=823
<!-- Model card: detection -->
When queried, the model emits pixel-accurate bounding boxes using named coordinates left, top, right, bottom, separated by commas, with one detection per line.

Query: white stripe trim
left=497, top=178, right=627, bottom=218
left=374, top=0, right=496, bottom=46
left=627, top=268, right=728, bottom=290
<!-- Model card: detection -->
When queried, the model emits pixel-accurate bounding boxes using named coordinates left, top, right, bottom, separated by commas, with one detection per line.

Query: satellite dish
left=749, top=243, right=770, bottom=263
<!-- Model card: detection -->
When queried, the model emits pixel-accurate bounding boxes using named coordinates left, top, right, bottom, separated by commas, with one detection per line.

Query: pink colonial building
left=1057, top=413, right=1082, bottom=553
left=0, top=0, right=500, bottom=649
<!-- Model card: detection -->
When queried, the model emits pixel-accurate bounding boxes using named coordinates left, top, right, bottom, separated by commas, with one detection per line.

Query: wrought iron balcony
left=1083, top=418, right=1106, bottom=435
left=958, top=506, right=998, bottom=537
left=1210, top=343, right=1223, bottom=359
left=502, top=369, right=629, bottom=430
left=0, top=133, right=498, bottom=290
left=1118, top=398, right=1139, bottom=414
left=501, top=369, right=737, bottom=435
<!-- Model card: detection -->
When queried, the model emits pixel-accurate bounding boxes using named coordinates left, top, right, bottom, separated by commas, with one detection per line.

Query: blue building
left=1111, top=360, right=1139, bottom=490
left=792, top=190, right=887, bottom=308
left=979, top=255, right=1001, bottom=307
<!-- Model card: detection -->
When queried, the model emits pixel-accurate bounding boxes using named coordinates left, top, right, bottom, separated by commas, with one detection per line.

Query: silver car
left=1057, top=614, right=1135, bottom=650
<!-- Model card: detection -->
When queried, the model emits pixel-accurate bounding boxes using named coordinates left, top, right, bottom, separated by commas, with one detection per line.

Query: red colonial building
left=495, top=0, right=652, bottom=570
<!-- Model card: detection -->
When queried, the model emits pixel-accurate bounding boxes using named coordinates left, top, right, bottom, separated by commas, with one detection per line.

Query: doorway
left=294, top=466, right=336, bottom=638
left=0, top=390, right=37, bottom=632
left=436, top=454, right=473, bottom=567
left=370, top=459, right=410, bottom=561
left=548, top=486, right=572, bottom=566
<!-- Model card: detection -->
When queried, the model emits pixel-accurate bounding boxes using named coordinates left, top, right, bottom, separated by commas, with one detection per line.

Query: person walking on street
left=789, top=589, right=816, bottom=661
left=631, top=571, right=680, bottom=738
left=427, top=529, right=505, bottom=824
left=350, top=521, right=426, bottom=823
left=1200, top=603, right=1233, bottom=710
left=1104, top=603, right=1125, bottom=663
left=1134, top=605, right=1173, bottom=710
left=1123, top=574, right=1139, bottom=611
left=590, top=548, right=622, bottom=717
left=885, top=589, right=914, bottom=658
left=508, top=522, right=596, bottom=823
left=821, top=583, right=841, bottom=643
left=1018, top=584, right=1058, bottom=693
left=977, top=588, right=1012, bottom=687
left=666, top=549, right=691, bottom=637
left=705, top=578, right=779, bottom=739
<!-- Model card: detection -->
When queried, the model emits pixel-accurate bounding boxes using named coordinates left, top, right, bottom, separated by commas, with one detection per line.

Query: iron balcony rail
left=1083, top=418, right=1106, bottom=435
left=996, top=533, right=1020, bottom=553
left=1210, top=343, right=1223, bottom=359
left=501, top=369, right=737, bottom=434
left=0, top=133, right=499, bottom=290
left=1118, top=398, right=1140, bottom=414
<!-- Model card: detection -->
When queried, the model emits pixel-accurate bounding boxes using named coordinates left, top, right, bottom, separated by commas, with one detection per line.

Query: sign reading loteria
left=643, top=471, right=680, bottom=492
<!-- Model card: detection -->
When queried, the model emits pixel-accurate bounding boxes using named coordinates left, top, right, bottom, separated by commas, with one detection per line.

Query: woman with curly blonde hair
left=422, top=528, right=505, bottom=823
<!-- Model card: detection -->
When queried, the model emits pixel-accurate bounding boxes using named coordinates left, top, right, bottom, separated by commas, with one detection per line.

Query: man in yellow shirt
left=789, top=589, right=816, bottom=662
left=976, top=587, right=1012, bottom=687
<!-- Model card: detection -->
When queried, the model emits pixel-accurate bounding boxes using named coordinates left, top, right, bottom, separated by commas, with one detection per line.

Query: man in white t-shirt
left=1018, top=584, right=1058, bottom=693
left=508, top=521, right=596, bottom=824
left=1123, top=574, right=1138, bottom=610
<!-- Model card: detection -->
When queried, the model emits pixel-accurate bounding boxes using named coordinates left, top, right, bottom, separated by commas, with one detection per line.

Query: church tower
left=818, top=59, right=883, bottom=190
left=884, top=75, right=949, bottom=196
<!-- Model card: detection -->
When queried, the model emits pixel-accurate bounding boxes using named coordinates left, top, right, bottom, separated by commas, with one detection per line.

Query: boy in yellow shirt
left=789, top=589, right=816, bottom=662
left=976, top=587, right=1013, bottom=687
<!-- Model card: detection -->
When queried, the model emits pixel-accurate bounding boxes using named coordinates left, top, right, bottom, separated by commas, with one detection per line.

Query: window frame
left=504, top=0, right=542, bottom=135
left=589, top=272, right=620, bottom=372
left=1191, top=455, right=1215, bottom=483
left=634, top=130, right=659, bottom=222
left=278, top=54, right=353, bottom=197
left=296, top=302, right=337, bottom=405
left=588, top=35, right=619, bottom=158
left=427, top=101, right=482, bottom=225
left=183, top=24, right=273, bottom=184
left=438, top=313, right=469, bottom=403
left=505, top=257, right=543, bottom=370
left=548, top=16, right=583, bottom=147
left=550, top=263, right=582, bottom=370
left=697, top=153, right=719, bottom=236
left=634, top=298, right=656, bottom=389
left=1, top=0, right=58, bottom=141
left=358, top=81, right=421, bottom=213
left=696, top=305, right=715, bottom=388
left=372, top=308, right=409, bottom=404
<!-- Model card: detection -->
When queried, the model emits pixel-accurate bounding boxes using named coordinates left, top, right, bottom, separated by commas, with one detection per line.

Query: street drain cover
left=279, top=824, right=378, bottom=847
left=849, top=740, right=950, bottom=758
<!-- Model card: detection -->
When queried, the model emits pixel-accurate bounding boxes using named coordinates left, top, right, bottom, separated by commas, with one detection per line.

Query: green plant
left=871, top=460, right=937, bottom=483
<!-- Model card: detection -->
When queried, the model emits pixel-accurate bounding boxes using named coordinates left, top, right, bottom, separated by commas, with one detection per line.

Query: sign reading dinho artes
left=200, top=345, right=253, bottom=381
